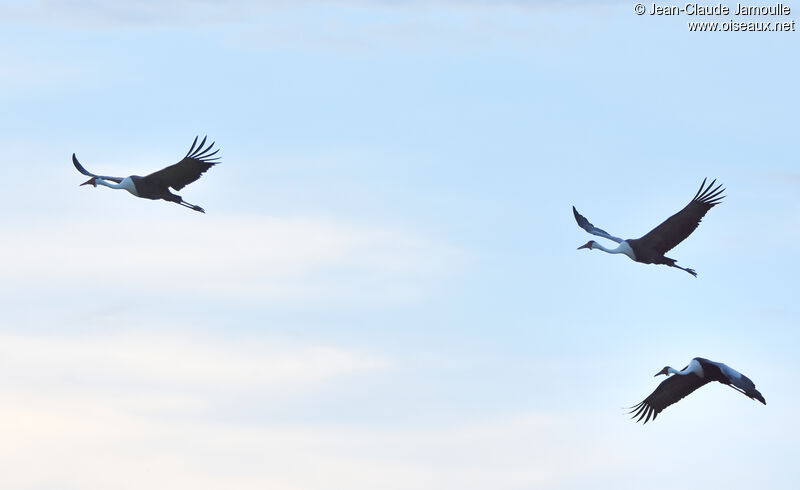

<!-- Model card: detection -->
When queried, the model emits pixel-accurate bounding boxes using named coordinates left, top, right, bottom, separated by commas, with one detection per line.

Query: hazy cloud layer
left=0, top=329, right=387, bottom=488
left=0, top=331, right=386, bottom=396
left=0, top=328, right=629, bottom=490
left=0, top=0, right=610, bottom=54
left=2, top=215, right=465, bottom=305
left=0, top=0, right=608, bottom=26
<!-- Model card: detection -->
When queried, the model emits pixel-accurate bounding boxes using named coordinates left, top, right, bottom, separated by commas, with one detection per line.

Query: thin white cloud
left=0, top=0, right=612, bottom=55
left=0, top=0, right=613, bottom=66
left=0, top=328, right=389, bottom=489
left=1, top=215, right=466, bottom=305
left=0, top=328, right=785, bottom=490
left=0, top=387, right=633, bottom=490
left=0, top=328, right=606, bottom=490
left=0, top=330, right=386, bottom=396
left=1, top=0, right=609, bottom=27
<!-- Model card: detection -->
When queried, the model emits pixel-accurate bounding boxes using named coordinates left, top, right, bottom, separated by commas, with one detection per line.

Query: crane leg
left=672, top=264, right=696, bottom=277
left=178, top=200, right=205, bottom=213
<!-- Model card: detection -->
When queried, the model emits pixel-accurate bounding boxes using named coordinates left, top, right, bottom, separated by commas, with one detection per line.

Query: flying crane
left=73, top=136, right=220, bottom=213
left=573, top=178, right=724, bottom=277
left=630, top=357, right=766, bottom=424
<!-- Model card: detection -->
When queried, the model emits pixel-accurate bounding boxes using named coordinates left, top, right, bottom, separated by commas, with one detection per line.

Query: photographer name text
left=648, top=2, right=790, bottom=14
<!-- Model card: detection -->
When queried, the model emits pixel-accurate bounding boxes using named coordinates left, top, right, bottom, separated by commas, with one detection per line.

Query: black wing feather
left=71, top=153, right=123, bottom=183
left=636, top=178, right=725, bottom=255
left=145, top=135, right=221, bottom=191
left=572, top=206, right=624, bottom=243
left=629, top=372, right=711, bottom=424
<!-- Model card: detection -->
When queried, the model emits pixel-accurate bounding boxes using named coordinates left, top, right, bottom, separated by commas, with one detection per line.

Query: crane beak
left=577, top=242, right=591, bottom=250
left=80, top=178, right=97, bottom=187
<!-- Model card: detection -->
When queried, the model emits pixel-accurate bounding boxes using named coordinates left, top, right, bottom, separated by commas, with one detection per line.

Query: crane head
left=654, top=367, right=670, bottom=377
left=80, top=177, right=97, bottom=187
left=577, top=240, right=595, bottom=250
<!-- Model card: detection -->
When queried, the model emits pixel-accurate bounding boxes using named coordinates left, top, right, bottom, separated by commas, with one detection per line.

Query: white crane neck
left=96, top=177, right=138, bottom=196
left=593, top=241, right=635, bottom=260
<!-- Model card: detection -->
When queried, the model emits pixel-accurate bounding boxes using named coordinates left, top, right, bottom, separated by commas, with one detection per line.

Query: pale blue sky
left=1, top=1, right=798, bottom=489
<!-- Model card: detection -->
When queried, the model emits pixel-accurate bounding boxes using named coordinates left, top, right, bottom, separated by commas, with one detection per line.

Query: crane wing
left=145, top=136, right=221, bottom=191
left=72, top=154, right=123, bottom=183
left=629, top=371, right=711, bottom=424
left=702, top=359, right=767, bottom=405
left=572, top=206, right=624, bottom=243
left=635, top=179, right=724, bottom=255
